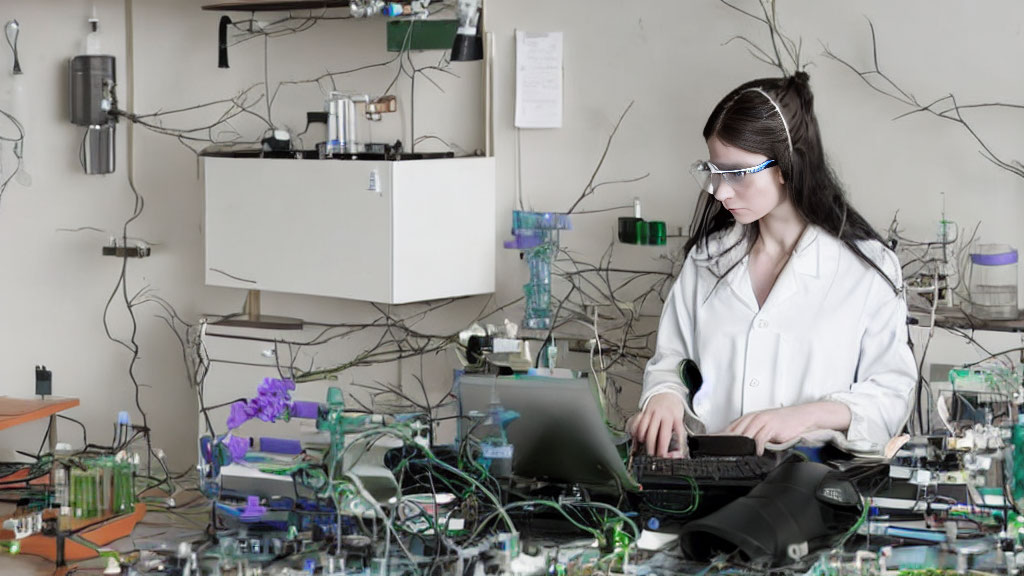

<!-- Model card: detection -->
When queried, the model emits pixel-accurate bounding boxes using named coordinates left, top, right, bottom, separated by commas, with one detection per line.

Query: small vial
left=53, top=467, right=68, bottom=507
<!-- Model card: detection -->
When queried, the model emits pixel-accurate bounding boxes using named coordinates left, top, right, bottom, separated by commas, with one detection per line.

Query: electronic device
left=456, top=373, right=637, bottom=490
left=688, top=434, right=754, bottom=456
left=632, top=451, right=783, bottom=487
left=630, top=435, right=790, bottom=530
left=35, top=366, right=52, bottom=397
left=633, top=434, right=784, bottom=484
left=69, top=54, right=116, bottom=174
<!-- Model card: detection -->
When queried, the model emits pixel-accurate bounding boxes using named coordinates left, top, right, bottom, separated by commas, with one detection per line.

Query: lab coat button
left=749, top=378, right=759, bottom=388
left=757, top=319, right=769, bottom=329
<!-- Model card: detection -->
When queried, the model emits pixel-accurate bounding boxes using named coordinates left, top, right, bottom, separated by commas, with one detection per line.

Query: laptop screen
left=456, top=372, right=637, bottom=490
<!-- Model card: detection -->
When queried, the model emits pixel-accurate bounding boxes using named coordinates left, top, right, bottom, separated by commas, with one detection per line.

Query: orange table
left=0, top=396, right=80, bottom=453
left=0, top=396, right=144, bottom=566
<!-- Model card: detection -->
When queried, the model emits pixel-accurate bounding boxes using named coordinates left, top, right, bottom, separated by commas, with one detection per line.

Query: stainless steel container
left=325, top=93, right=369, bottom=155
left=84, top=124, right=115, bottom=175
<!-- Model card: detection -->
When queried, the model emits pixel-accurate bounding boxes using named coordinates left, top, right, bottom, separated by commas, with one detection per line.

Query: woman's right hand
left=627, top=393, right=688, bottom=458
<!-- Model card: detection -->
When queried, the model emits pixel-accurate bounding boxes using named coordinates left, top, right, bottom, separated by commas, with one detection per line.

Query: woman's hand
left=724, top=401, right=851, bottom=455
left=627, top=393, right=688, bottom=458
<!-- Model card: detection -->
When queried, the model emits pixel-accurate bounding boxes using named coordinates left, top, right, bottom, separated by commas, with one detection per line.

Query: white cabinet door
left=204, top=156, right=494, bottom=304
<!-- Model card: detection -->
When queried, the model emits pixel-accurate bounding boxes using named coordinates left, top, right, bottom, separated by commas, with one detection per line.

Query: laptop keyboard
left=633, top=453, right=781, bottom=485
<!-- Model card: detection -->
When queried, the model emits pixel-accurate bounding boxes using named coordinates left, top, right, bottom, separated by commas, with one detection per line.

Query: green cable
left=567, top=501, right=640, bottom=540
left=428, top=458, right=515, bottom=533
left=836, top=498, right=870, bottom=549
left=502, top=500, right=603, bottom=540
left=642, top=476, right=700, bottom=516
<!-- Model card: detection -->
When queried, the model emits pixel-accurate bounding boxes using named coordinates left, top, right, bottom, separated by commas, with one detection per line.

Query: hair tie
left=742, top=87, right=793, bottom=155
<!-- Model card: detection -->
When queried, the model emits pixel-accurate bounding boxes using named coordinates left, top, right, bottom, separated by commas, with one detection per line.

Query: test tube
left=74, top=471, right=83, bottom=518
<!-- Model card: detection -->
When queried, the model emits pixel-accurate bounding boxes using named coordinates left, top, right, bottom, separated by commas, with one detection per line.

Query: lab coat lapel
left=707, top=225, right=759, bottom=313
left=727, top=256, right=760, bottom=313
left=762, top=226, right=821, bottom=311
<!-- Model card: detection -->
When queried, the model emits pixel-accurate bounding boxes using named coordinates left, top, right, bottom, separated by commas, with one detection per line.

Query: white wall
left=483, top=1, right=1024, bottom=406
left=1, top=1, right=1022, bottom=470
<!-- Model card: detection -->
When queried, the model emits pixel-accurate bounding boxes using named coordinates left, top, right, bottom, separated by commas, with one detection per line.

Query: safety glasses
left=690, top=159, right=776, bottom=195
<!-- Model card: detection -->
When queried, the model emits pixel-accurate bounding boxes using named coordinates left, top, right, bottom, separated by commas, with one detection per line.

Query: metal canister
left=325, top=93, right=358, bottom=155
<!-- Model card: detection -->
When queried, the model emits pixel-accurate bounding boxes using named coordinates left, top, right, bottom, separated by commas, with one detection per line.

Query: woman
left=630, top=72, right=916, bottom=458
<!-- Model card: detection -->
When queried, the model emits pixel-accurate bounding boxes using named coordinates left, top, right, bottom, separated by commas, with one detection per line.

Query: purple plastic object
left=971, top=250, right=1018, bottom=266
left=503, top=235, right=544, bottom=250
left=240, top=495, right=266, bottom=521
left=260, top=437, right=302, bottom=455
left=290, top=401, right=320, bottom=419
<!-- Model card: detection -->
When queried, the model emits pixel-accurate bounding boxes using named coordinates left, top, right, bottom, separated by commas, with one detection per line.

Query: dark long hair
left=685, top=72, right=897, bottom=291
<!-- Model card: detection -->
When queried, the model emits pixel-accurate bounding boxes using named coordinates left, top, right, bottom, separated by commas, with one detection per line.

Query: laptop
left=456, top=372, right=639, bottom=491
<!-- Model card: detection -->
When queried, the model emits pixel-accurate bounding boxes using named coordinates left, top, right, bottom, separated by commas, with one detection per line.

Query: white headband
left=743, top=87, right=793, bottom=155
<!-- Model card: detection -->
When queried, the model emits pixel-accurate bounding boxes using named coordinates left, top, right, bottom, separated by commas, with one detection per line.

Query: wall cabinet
left=203, top=156, right=495, bottom=304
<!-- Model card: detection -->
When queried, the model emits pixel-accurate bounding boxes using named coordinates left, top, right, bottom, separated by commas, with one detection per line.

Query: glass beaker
left=967, top=243, right=1018, bottom=320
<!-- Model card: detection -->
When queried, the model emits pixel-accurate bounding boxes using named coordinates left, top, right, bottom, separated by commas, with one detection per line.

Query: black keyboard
left=633, top=453, right=782, bottom=486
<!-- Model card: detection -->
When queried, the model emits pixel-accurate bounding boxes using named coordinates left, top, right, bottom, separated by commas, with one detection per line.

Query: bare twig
left=720, top=0, right=802, bottom=75
left=566, top=101, right=638, bottom=214
left=823, top=19, right=1024, bottom=180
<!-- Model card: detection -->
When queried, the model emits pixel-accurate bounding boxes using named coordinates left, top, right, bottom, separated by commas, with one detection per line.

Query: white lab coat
left=640, top=223, right=916, bottom=452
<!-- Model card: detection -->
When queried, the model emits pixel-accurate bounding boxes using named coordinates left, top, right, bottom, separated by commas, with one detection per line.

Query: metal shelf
left=910, top=305, right=1024, bottom=333
left=202, top=0, right=349, bottom=11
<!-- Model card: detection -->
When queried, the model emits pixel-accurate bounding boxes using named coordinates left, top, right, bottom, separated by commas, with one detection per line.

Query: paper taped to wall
left=514, top=30, right=563, bottom=129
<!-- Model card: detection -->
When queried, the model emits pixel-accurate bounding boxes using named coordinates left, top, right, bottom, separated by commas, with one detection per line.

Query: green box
left=387, top=19, right=459, bottom=52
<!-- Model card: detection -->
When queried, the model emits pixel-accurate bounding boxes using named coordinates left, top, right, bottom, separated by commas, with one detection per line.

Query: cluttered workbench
left=3, top=362, right=1024, bottom=576
left=6, top=215, right=1024, bottom=575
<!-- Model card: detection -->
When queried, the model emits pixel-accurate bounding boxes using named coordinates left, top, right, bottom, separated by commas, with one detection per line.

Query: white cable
left=344, top=472, right=417, bottom=571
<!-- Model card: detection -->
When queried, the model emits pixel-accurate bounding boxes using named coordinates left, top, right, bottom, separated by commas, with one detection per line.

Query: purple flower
left=259, top=377, right=295, bottom=398
left=226, top=401, right=253, bottom=430
left=252, top=396, right=284, bottom=422
left=225, top=377, right=296, bottom=431
left=224, top=435, right=249, bottom=462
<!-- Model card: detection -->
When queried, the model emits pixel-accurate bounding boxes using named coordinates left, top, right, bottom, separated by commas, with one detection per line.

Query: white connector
left=492, top=338, right=520, bottom=353
left=909, top=469, right=932, bottom=485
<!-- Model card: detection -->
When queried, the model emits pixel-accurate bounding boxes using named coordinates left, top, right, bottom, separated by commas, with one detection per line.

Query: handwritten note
left=515, top=30, right=563, bottom=129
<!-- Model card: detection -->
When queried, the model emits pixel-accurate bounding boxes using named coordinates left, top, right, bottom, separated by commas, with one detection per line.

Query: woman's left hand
left=724, top=401, right=851, bottom=455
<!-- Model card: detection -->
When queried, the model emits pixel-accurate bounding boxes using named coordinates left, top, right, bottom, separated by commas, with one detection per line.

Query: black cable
left=941, top=326, right=995, bottom=358
left=425, top=463, right=443, bottom=573
left=534, top=286, right=578, bottom=368
left=58, top=415, right=88, bottom=448
left=35, top=417, right=52, bottom=458
left=101, top=169, right=150, bottom=476
left=963, top=345, right=1024, bottom=368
